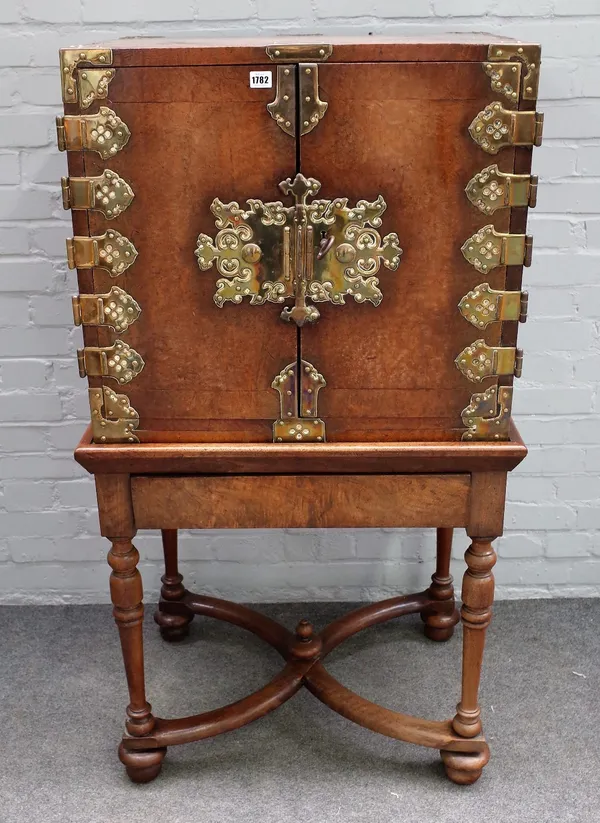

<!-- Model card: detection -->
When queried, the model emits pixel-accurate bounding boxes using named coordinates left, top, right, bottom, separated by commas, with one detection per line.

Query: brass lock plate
left=196, top=173, right=402, bottom=327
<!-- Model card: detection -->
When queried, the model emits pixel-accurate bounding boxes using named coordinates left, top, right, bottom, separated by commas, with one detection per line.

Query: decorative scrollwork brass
left=195, top=173, right=402, bottom=327
left=271, top=359, right=326, bottom=442
left=461, top=384, right=513, bottom=441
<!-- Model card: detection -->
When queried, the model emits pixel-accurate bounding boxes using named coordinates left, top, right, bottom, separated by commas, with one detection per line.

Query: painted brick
left=1, top=359, right=49, bottom=389
left=0, top=327, right=70, bottom=356
left=575, top=287, right=600, bottom=317
left=82, top=0, right=194, bottom=22
left=497, top=534, right=545, bottom=558
left=0, top=455, right=84, bottom=480
left=22, top=0, right=82, bottom=23
left=0, top=426, right=47, bottom=453
left=55, top=480, right=96, bottom=508
left=2, top=481, right=54, bottom=511
left=578, top=147, right=600, bottom=176
left=47, top=421, right=87, bottom=450
left=0, top=510, right=82, bottom=538
left=9, top=536, right=105, bottom=563
left=0, top=115, right=52, bottom=149
left=21, top=151, right=69, bottom=185
left=544, top=532, right=592, bottom=558
left=17, top=71, right=64, bottom=108
left=528, top=217, right=583, bottom=249
left=257, top=0, right=312, bottom=17
left=0, top=153, right=20, bottom=185
left=0, top=189, right=54, bottom=220
left=0, top=391, right=63, bottom=422
left=0, top=295, right=29, bottom=326
left=31, top=295, right=74, bottom=326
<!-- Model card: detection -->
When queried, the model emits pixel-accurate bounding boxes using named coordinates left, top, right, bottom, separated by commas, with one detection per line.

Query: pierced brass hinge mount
left=459, top=283, right=528, bottom=329
left=89, top=387, right=139, bottom=444
left=66, top=230, right=138, bottom=277
left=77, top=341, right=144, bottom=384
left=461, top=385, right=513, bottom=442
left=266, top=44, right=331, bottom=137
left=465, top=164, right=538, bottom=215
left=56, top=107, right=130, bottom=159
left=61, top=170, right=134, bottom=219
left=484, top=44, right=541, bottom=103
left=59, top=48, right=115, bottom=108
left=455, top=340, right=523, bottom=382
left=272, top=360, right=326, bottom=443
left=72, top=286, right=140, bottom=333
left=469, top=102, right=543, bottom=154
left=461, top=225, right=533, bottom=273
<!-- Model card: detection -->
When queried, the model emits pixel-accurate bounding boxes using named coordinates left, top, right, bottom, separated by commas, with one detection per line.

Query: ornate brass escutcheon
left=195, top=173, right=402, bottom=327
left=461, top=384, right=513, bottom=441
left=271, top=359, right=326, bottom=442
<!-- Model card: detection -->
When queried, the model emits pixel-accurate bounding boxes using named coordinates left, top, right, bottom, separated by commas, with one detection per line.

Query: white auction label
left=249, top=71, right=273, bottom=88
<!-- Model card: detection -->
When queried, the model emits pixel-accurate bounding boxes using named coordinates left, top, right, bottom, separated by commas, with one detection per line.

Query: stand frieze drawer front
left=131, top=474, right=471, bottom=531
left=195, top=173, right=402, bottom=327
left=56, top=108, right=131, bottom=159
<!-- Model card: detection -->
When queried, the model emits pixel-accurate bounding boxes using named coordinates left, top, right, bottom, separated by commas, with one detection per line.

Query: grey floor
left=0, top=600, right=599, bottom=823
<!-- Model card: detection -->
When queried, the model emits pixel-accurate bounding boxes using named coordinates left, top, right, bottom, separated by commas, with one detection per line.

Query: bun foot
left=421, top=607, right=459, bottom=642
left=440, top=745, right=490, bottom=785
left=118, top=742, right=166, bottom=783
left=154, top=605, right=192, bottom=642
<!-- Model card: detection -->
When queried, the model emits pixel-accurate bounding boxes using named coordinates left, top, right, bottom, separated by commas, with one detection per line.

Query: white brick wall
left=0, top=0, right=598, bottom=604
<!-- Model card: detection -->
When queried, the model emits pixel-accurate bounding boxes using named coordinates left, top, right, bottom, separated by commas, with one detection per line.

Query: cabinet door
left=298, top=61, right=516, bottom=441
left=80, top=64, right=296, bottom=442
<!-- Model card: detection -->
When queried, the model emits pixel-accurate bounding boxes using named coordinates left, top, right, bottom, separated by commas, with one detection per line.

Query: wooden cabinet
left=58, top=36, right=540, bottom=785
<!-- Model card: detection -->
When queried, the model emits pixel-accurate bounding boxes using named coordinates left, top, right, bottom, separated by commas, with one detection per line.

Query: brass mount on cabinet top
left=59, top=48, right=115, bottom=108
left=266, top=44, right=332, bottom=62
left=195, top=173, right=402, bottom=327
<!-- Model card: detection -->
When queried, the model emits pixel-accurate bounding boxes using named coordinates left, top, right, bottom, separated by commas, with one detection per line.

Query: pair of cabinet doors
left=68, top=42, right=523, bottom=443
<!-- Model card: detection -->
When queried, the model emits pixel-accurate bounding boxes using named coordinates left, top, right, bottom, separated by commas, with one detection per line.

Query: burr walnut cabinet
left=57, top=35, right=541, bottom=784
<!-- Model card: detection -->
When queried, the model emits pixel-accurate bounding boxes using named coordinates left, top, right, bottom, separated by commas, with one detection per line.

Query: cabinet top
left=60, top=34, right=540, bottom=67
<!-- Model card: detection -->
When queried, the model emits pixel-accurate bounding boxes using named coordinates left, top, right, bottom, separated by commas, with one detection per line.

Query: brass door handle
left=317, top=233, right=335, bottom=259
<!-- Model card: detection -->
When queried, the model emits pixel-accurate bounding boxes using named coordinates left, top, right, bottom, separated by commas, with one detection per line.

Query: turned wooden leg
left=421, top=527, right=460, bottom=641
left=154, top=529, right=193, bottom=641
left=108, top=536, right=165, bottom=783
left=442, top=534, right=497, bottom=785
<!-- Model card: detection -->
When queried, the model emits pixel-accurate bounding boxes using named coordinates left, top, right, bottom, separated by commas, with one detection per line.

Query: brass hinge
left=465, top=164, right=538, bottom=215
left=72, top=286, right=140, bottom=333
left=56, top=107, right=130, bottom=159
left=61, top=170, right=134, bottom=219
left=266, top=44, right=332, bottom=62
left=59, top=48, right=115, bottom=108
left=89, top=386, right=139, bottom=444
left=455, top=340, right=523, bottom=382
left=484, top=44, right=541, bottom=102
left=267, top=64, right=328, bottom=136
left=469, top=102, right=544, bottom=154
left=77, top=340, right=144, bottom=384
left=461, top=384, right=513, bottom=441
left=459, top=283, right=528, bottom=329
left=462, top=225, right=533, bottom=273
left=272, top=359, right=326, bottom=443
left=66, top=230, right=138, bottom=277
